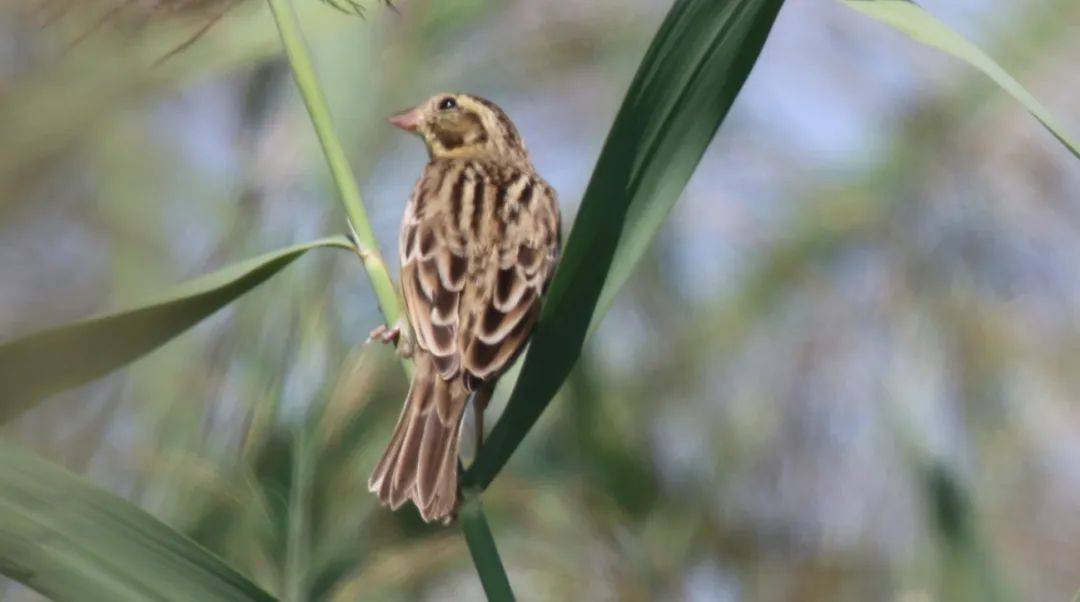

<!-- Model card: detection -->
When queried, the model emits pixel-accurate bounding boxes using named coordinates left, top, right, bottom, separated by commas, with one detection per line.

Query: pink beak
left=389, top=107, right=423, bottom=132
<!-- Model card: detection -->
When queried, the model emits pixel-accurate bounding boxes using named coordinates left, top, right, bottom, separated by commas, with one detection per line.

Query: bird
left=367, top=93, right=561, bottom=524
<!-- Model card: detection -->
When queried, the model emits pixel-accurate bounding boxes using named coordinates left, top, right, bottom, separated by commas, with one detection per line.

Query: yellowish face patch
left=415, top=94, right=528, bottom=165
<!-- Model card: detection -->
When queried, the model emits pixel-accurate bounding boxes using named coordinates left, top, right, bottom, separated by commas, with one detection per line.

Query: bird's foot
left=367, top=324, right=401, bottom=346
left=367, top=321, right=414, bottom=358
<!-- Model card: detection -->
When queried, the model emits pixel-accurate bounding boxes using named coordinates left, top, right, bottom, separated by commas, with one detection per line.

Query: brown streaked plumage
left=368, top=93, right=561, bottom=523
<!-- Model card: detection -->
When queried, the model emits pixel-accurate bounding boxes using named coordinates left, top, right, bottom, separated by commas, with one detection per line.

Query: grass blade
left=0, top=236, right=353, bottom=420
left=465, top=0, right=786, bottom=489
left=842, top=0, right=1079, bottom=159
left=0, top=441, right=275, bottom=602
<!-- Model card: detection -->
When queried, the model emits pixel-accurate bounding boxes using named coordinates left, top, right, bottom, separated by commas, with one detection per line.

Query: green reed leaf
left=465, top=0, right=786, bottom=489
left=0, top=236, right=353, bottom=421
left=0, top=440, right=276, bottom=602
left=842, top=0, right=1078, bottom=159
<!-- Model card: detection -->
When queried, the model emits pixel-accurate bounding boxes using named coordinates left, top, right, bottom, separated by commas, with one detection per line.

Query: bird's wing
left=456, top=168, right=561, bottom=389
left=400, top=162, right=560, bottom=421
left=400, top=163, right=469, bottom=410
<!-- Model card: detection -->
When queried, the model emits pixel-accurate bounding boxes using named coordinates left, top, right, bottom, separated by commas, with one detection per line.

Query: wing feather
left=400, top=160, right=560, bottom=394
left=456, top=170, right=559, bottom=384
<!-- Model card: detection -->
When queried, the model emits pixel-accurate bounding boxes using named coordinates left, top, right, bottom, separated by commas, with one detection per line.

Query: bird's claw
left=367, top=322, right=414, bottom=357
left=367, top=324, right=401, bottom=346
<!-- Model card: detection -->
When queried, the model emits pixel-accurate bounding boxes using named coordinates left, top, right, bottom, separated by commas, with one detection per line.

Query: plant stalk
left=285, top=427, right=313, bottom=602
left=265, top=0, right=400, bottom=330
left=265, top=1, right=511, bottom=598
left=459, top=496, right=515, bottom=602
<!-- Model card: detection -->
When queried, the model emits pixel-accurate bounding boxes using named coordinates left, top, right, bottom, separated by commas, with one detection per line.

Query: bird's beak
left=389, top=107, right=424, bottom=132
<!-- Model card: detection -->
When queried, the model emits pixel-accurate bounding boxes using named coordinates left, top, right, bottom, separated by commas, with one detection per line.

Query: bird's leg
left=472, top=383, right=495, bottom=455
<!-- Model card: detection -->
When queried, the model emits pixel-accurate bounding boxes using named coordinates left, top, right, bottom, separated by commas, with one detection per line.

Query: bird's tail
left=368, top=362, right=468, bottom=524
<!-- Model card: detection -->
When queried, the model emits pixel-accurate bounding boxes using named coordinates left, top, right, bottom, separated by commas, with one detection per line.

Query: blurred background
left=1, top=0, right=1078, bottom=600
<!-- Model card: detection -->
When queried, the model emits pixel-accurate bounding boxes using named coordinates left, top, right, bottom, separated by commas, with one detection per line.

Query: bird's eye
left=438, top=97, right=457, bottom=111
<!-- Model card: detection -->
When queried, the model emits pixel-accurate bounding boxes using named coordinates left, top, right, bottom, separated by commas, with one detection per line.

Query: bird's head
left=389, top=93, right=529, bottom=165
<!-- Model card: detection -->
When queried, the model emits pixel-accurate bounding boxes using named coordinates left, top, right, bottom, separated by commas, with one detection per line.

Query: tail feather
left=390, top=392, right=426, bottom=506
left=368, top=365, right=468, bottom=523
left=427, top=418, right=464, bottom=522
left=371, top=396, right=411, bottom=506
left=416, top=408, right=448, bottom=505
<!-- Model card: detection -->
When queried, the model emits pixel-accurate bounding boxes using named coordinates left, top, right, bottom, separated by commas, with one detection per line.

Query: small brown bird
left=368, top=93, right=561, bottom=523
